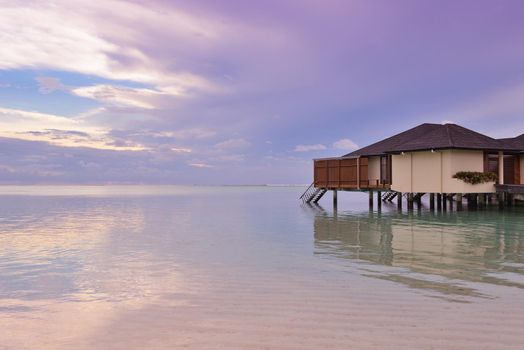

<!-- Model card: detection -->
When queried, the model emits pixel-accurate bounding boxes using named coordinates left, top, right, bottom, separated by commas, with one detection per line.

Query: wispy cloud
left=171, top=147, right=192, bottom=153
left=189, top=162, right=213, bottom=168
left=332, top=138, right=359, bottom=151
left=215, top=138, right=251, bottom=150
left=293, top=144, right=327, bottom=152
left=0, top=107, right=146, bottom=151
left=0, top=1, right=225, bottom=95
left=145, top=129, right=217, bottom=140
left=1, top=0, right=524, bottom=184
left=429, top=83, right=524, bottom=137
left=71, top=84, right=175, bottom=109
left=35, top=76, right=69, bottom=94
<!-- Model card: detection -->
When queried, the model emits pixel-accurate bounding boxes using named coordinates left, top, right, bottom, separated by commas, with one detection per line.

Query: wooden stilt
left=507, top=193, right=514, bottom=206
left=415, top=193, right=422, bottom=207
left=430, top=193, right=435, bottom=211
left=442, top=193, right=447, bottom=211
left=333, top=190, right=338, bottom=208
left=478, top=193, right=485, bottom=207
left=407, top=193, right=414, bottom=210
left=397, top=192, right=402, bottom=210
left=377, top=191, right=382, bottom=209
left=456, top=193, right=463, bottom=211
left=448, top=194, right=453, bottom=211
left=369, top=190, right=373, bottom=208
left=437, top=193, right=442, bottom=210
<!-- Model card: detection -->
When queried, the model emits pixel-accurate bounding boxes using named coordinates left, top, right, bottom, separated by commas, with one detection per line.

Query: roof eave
left=313, top=156, right=359, bottom=161
left=385, top=146, right=523, bottom=154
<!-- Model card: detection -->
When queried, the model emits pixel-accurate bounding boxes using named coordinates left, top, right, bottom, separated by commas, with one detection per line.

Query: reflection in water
left=0, top=198, right=148, bottom=301
left=2, top=187, right=524, bottom=349
left=0, top=196, right=188, bottom=349
left=313, top=206, right=524, bottom=298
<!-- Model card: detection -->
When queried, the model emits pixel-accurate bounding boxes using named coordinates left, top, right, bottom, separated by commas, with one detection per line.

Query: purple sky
left=1, top=0, right=524, bottom=184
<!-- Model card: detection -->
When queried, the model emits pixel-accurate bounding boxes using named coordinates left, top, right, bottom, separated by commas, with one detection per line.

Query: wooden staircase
left=300, top=183, right=328, bottom=204
left=381, top=191, right=398, bottom=202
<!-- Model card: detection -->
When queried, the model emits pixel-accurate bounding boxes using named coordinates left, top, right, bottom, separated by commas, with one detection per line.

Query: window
left=380, top=156, right=391, bottom=184
left=486, top=154, right=499, bottom=174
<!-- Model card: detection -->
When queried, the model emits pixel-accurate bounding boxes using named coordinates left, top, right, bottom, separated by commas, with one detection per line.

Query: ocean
left=1, top=186, right=523, bottom=349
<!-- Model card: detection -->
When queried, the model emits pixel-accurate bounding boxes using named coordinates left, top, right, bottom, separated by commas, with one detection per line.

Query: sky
left=1, top=0, right=524, bottom=185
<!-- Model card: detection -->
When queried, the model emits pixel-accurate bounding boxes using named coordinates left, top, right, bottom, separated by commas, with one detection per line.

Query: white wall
left=391, top=153, right=412, bottom=192
left=443, top=150, right=495, bottom=193
left=412, top=151, right=441, bottom=193
left=391, top=150, right=496, bottom=193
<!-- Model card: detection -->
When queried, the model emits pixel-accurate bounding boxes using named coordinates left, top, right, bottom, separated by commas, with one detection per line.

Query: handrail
left=299, top=182, right=316, bottom=200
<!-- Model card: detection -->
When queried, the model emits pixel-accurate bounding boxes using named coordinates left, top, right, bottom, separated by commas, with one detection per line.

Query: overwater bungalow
left=301, top=123, right=524, bottom=208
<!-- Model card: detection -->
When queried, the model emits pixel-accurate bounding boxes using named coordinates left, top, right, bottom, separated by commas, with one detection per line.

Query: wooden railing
left=313, top=158, right=390, bottom=189
left=299, top=182, right=316, bottom=201
left=314, top=157, right=368, bottom=188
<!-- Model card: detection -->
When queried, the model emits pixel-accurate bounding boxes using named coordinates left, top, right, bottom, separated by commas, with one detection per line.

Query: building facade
left=312, top=123, right=524, bottom=195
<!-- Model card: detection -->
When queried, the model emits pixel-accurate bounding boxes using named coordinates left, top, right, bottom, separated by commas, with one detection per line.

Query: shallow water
left=1, top=186, right=523, bottom=349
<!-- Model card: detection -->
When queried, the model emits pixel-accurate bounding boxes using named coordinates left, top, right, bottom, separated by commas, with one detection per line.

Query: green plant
left=452, top=171, right=498, bottom=185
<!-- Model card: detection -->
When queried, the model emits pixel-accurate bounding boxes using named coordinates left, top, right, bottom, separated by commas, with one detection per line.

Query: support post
left=498, top=192, right=505, bottom=209
left=478, top=193, right=486, bottom=207
left=377, top=191, right=382, bottom=209
left=472, top=194, right=478, bottom=208
left=333, top=189, right=338, bottom=209
left=456, top=193, right=463, bottom=211
left=430, top=193, right=435, bottom=211
left=369, top=190, right=373, bottom=208
left=448, top=194, right=453, bottom=211
left=442, top=193, right=447, bottom=211
left=407, top=193, right=414, bottom=210
left=397, top=192, right=402, bottom=210
left=498, top=151, right=504, bottom=185
left=437, top=193, right=442, bottom=211
left=356, top=157, right=360, bottom=190
left=507, top=193, right=514, bottom=206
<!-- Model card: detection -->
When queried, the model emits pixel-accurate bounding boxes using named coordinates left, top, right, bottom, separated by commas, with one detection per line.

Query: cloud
left=428, top=83, right=524, bottom=137
left=149, top=129, right=217, bottom=140
left=293, top=144, right=327, bottom=152
left=443, top=84, right=524, bottom=121
left=332, top=138, right=359, bottom=151
left=171, top=147, right=192, bottom=153
left=0, top=1, right=229, bottom=97
left=35, top=76, right=69, bottom=94
left=215, top=154, right=245, bottom=162
left=0, top=107, right=145, bottom=151
left=1, top=0, right=524, bottom=185
left=189, top=163, right=213, bottom=168
left=214, top=138, right=251, bottom=150
left=71, top=84, right=175, bottom=109
left=0, top=107, right=84, bottom=132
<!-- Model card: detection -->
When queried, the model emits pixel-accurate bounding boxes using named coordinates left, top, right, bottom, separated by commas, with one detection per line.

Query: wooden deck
left=495, top=184, right=524, bottom=194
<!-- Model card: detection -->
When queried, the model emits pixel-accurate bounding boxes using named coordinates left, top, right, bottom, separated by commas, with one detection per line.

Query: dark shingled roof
left=344, top=123, right=519, bottom=157
left=499, top=134, right=524, bottom=150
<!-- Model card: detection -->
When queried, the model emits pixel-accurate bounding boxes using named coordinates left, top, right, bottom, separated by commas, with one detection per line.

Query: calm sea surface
left=1, top=186, right=523, bottom=349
